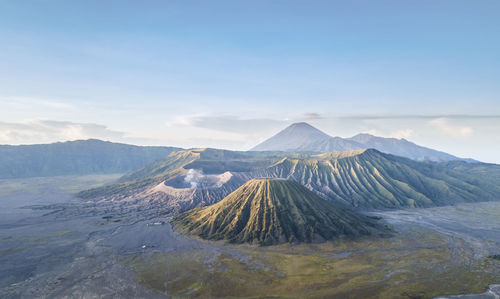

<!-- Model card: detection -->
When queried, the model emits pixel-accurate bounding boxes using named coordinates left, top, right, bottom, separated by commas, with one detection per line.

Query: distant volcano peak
left=250, top=122, right=361, bottom=152
left=250, top=122, right=463, bottom=161
left=288, top=121, right=319, bottom=128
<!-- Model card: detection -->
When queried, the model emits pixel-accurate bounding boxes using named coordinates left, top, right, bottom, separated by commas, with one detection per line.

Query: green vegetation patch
left=124, top=228, right=499, bottom=298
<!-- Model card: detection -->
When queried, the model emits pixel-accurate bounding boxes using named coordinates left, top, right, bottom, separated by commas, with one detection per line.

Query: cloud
left=164, top=115, right=199, bottom=127
left=164, top=113, right=334, bottom=136
left=390, top=129, right=414, bottom=139
left=361, top=129, right=379, bottom=136
left=0, top=120, right=125, bottom=145
left=302, top=113, right=322, bottom=120
left=428, top=118, right=473, bottom=138
left=337, top=114, right=500, bottom=120
left=165, top=114, right=287, bottom=134
left=0, top=96, right=75, bottom=110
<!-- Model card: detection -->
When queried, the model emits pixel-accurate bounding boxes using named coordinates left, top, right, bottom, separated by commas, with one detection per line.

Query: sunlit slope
left=256, top=149, right=500, bottom=208
left=172, top=178, right=386, bottom=245
left=79, top=148, right=500, bottom=211
left=78, top=149, right=201, bottom=198
left=77, top=148, right=287, bottom=199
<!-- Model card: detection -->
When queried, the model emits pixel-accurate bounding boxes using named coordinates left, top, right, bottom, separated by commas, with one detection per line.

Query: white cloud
left=164, top=114, right=287, bottom=134
left=164, top=113, right=205, bottom=128
left=0, top=96, right=75, bottom=110
left=361, top=129, right=379, bottom=136
left=428, top=118, right=473, bottom=138
left=0, top=120, right=125, bottom=145
left=302, top=112, right=322, bottom=120
left=390, top=129, right=414, bottom=139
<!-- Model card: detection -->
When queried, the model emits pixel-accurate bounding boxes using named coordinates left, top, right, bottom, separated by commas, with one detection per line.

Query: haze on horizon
left=1, top=1, right=499, bottom=163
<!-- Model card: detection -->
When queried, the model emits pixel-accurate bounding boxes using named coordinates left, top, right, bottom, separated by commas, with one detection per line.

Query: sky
left=0, top=0, right=499, bottom=163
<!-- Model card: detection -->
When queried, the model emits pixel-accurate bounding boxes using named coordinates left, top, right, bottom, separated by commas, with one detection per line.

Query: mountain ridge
left=0, top=139, right=181, bottom=179
left=79, top=147, right=500, bottom=212
left=251, top=122, right=363, bottom=153
left=251, top=122, right=467, bottom=162
left=253, top=148, right=499, bottom=209
left=347, top=133, right=460, bottom=162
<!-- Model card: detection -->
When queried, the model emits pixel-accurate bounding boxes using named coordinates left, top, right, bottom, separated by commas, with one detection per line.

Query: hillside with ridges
left=79, top=147, right=500, bottom=211
left=172, top=179, right=387, bottom=245
left=118, top=149, right=202, bottom=182
left=77, top=149, right=200, bottom=199
left=78, top=148, right=287, bottom=199
left=439, top=160, right=500, bottom=181
left=254, top=149, right=500, bottom=209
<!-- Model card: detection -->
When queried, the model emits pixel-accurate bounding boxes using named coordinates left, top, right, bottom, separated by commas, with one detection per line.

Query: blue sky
left=1, top=1, right=499, bottom=162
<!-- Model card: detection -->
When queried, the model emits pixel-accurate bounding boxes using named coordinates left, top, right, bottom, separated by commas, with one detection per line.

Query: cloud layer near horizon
left=2, top=113, right=499, bottom=164
left=0, top=120, right=125, bottom=145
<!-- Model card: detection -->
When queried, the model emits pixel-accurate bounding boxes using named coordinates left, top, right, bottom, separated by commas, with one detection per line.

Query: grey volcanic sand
left=1, top=175, right=500, bottom=298
left=369, top=203, right=500, bottom=299
left=434, top=284, right=500, bottom=299
left=369, top=202, right=500, bottom=258
left=0, top=176, right=242, bottom=298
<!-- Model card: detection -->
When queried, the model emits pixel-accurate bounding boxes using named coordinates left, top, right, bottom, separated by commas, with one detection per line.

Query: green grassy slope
left=79, top=147, right=500, bottom=210
left=439, top=160, right=500, bottom=181
left=172, top=178, right=387, bottom=245
left=259, top=149, right=500, bottom=209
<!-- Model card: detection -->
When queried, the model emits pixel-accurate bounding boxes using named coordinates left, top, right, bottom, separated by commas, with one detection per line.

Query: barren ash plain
left=1, top=173, right=499, bottom=298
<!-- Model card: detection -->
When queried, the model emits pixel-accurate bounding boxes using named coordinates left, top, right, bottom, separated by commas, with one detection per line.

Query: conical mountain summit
left=172, top=178, right=387, bottom=245
left=251, top=122, right=463, bottom=161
